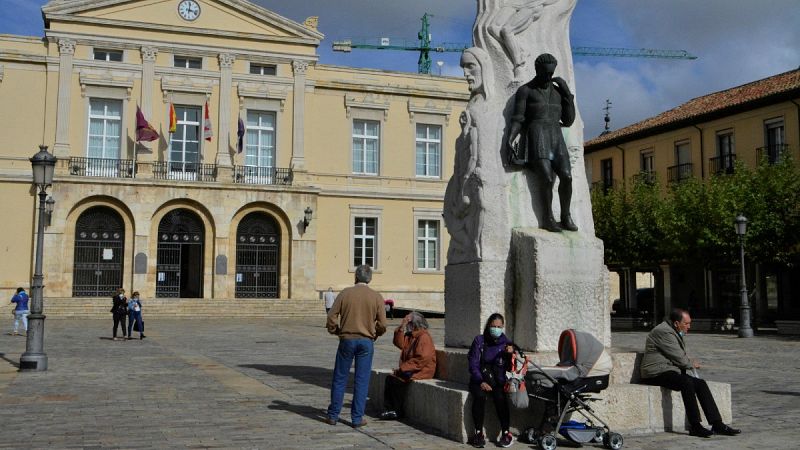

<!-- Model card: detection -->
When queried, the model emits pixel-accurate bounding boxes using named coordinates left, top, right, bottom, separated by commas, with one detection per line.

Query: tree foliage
left=592, top=158, right=800, bottom=269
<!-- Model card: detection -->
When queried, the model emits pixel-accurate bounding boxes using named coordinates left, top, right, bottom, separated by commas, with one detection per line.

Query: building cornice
left=0, top=51, right=48, bottom=64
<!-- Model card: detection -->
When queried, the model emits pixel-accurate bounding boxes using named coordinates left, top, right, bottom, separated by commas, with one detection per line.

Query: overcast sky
left=2, top=0, right=798, bottom=138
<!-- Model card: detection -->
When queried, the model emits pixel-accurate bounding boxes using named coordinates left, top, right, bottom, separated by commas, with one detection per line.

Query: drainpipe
left=791, top=100, right=800, bottom=158
left=615, top=145, right=626, bottom=187
left=693, top=125, right=705, bottom=179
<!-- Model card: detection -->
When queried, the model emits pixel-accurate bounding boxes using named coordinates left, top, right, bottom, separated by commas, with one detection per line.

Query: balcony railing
left=233, top=166, right=293, bottom=185
left=591, top=179, right=618, bottom=194
left=153, top=161, right=217, bottom=182
left=709, top=154, right=736, bottom=175
left=69, top=157, right=135, bottom=178
left=632, top=171, right=657, bottom=185
left=756, top=144, right=789, bottom=164
left=667, top=163, right=693, bottom=183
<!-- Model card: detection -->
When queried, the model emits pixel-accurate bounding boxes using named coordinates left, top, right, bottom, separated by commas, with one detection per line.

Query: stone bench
left=368, top=349, right=732, bottom=444
left=776, top=320, right=800, bottom=335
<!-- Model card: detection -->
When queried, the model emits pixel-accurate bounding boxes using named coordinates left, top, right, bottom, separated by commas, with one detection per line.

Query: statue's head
left=461, top=47, right=493, bottom=99
left=534, top=53, right=557, bottom=82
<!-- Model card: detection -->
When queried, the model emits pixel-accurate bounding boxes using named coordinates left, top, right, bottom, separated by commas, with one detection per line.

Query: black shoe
left=498, top=431, right=514, bottom=447
left=379, top=411, right=398, bottom=420
left=140, top=335, right=146, bottom=339
left=542, top=217, right=562, bottom=233
left=689, top=425, right=713, bottom=438
left=469, top=431, right=486, bottom=448
left=560, top=214, right=578, bottom=231
left=712, top=424, right=741, bottom=436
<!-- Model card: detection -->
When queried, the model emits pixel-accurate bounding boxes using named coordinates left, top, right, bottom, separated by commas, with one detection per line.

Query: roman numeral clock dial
left=178, top=0, right=201, bottom=21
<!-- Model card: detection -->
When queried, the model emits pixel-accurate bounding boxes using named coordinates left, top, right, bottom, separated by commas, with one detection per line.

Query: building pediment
left=42, top=0, right=323, bottom=45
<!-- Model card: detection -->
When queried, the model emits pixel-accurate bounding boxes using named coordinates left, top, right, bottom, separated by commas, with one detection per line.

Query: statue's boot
left=542, top=215, right=562, bottom=232
left=560, top=214, right=578, bottom=231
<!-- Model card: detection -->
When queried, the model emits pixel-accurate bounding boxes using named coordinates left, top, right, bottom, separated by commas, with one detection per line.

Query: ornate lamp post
left=20, top=145, right=56, bottom=371
left=734, top=214, right=753, bottom=338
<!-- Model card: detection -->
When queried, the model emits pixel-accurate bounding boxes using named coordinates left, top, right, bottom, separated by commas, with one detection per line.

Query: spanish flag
left=168, top=103, right=177, bottom=133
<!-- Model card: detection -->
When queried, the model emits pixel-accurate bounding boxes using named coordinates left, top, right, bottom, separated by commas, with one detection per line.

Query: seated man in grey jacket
left=640, top=308, right=741, bottom=438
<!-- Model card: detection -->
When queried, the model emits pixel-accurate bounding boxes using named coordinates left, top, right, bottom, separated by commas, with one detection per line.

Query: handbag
left=133, top=320, right=140, bottom=332
left=504, top=349, right=530, bottom=408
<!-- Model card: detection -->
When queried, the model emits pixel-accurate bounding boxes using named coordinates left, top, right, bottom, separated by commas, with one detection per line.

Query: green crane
left=332, top=13, right=697, bottom=75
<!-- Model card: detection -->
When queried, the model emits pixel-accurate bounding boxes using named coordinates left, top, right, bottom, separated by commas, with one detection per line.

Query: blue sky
left=2, top=0, right=798, bottom=138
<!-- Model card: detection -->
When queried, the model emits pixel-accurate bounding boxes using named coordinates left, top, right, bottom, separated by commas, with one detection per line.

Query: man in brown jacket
left=325, top=265, right=387, bottom=427
left=379, top=311, right=437, bottom=420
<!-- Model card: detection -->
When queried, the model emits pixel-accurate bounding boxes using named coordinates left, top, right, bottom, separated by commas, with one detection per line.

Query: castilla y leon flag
left=237, top=116, right=245, bottom=153
left=135, top=105, right=159, bottom=142
left=168, top=103, right=177, bottom=133
left=203, top=101, right=213, bottom=141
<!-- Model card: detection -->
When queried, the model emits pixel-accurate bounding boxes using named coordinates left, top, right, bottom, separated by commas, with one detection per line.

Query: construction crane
left=332, top=13, right=697, bottom=75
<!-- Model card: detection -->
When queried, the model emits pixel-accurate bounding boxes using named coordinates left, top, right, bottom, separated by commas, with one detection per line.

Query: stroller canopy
left=557, top=329, right=612, bottom=378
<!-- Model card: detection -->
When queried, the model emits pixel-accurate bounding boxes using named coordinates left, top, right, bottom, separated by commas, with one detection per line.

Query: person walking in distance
left=325, top=265, right=387, bottom=428
left=127, top=291, right=145, bottom=340
left=111, top=288, right=128, bottom=341
left=10, top=287, right=30, bottom=336
left=323, top=287, right=336, bottom=314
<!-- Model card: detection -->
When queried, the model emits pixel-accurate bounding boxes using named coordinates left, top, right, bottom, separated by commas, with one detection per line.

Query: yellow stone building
left=0, top=0, right=468, bottom=313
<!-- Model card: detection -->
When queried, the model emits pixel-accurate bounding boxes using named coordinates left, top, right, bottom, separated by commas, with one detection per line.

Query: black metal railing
left=667, top=163, right=692, bottom=183
left=233, top=166, right=293, bottom=185
left=69, top=157, right=135, bottom=178
left=756, top=144, right=789, bottom=164
left=152, top=161, right=217, bottom=182
left=709, top=154, right=736, bottom=175
left=632, top=171, right=657, bottom=185
left=591, top=179, right=618, bottom=194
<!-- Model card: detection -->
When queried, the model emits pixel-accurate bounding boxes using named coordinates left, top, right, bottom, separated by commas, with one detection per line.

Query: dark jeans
left=112, top=314, right=127, bottom=338
left=469, top=382, right=510, bottom=432
left=383, top=374, right=410, bottom=414
left=127, top=311, right=143, bottom=337
left=641, top=371, right=722, bottom=427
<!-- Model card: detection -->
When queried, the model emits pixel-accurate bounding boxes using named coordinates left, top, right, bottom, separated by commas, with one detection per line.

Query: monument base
left=512, top=228, right=611, bottom=351
left=445, top=260, right=512, bottom=348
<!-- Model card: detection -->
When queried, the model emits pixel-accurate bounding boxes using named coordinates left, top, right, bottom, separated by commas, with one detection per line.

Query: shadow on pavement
left=0, top=352, right=19, bottom=368
left=761, top=390, right=800, bottom=397
left=267, top=400, right=337, bottom=425
left=240, top=364, right=334, bottom=390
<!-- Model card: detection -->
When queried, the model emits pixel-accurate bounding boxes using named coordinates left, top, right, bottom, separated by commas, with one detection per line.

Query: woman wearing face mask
left=467, top=313, right=514, bottom=448
left=379, top=311, right=436, bottom=421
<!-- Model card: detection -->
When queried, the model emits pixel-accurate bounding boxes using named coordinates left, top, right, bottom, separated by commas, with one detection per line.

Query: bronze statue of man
left=508, top=53, right=577, bottom=232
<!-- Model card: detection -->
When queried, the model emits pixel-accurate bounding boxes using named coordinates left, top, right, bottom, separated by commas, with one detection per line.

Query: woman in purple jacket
left=467, top=313, right=514, bottom=448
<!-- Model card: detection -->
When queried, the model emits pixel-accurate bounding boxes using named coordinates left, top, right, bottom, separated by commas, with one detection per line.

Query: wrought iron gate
left=235, top=213, right=280, bottom=298
left=72, top=206, right=125, bottom=297
left=155, top=209, right=204, bottom=298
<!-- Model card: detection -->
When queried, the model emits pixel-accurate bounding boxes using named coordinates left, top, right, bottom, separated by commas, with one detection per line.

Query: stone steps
left=3, top=298, right=327, bottom=319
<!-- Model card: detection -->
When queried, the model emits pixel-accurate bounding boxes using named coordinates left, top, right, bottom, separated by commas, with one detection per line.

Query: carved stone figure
left=460, top=47, right=494, bottom=100
left=507, top=53, right=576, bottom=232
left=444, top=111, right=482, bottom=263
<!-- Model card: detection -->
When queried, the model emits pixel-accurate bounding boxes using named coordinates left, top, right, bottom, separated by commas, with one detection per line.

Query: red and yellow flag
left=168, top=103, right=177, bottom=133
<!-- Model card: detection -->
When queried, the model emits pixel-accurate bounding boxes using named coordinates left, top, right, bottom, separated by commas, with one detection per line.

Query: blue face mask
left=678, top=331, right=685, bottom=337
left=489, top=326, right=503, bottom=338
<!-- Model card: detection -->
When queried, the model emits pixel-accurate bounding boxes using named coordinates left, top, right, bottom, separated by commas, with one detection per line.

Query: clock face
left=178, top=0, right=201, bottom=21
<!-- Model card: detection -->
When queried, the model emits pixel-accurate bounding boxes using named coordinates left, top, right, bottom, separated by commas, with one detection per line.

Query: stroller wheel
left=538, top=433, right=558, bottom=450
left=603, top=432, right=623, bottom=450
left=592, top=429, right=604, bottom=443
left=523, top=427, right=539, bottom=444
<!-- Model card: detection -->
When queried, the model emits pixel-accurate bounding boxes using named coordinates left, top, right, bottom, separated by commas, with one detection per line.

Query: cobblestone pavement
left=0, top=317, right=798, bottom=449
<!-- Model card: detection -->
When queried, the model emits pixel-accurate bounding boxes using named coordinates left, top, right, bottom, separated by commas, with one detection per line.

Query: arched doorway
left=156, top=209, right=204, bottom=298
left=235, top=212, right=280, bottom=298
left=72, top=206, right=125, bottom=297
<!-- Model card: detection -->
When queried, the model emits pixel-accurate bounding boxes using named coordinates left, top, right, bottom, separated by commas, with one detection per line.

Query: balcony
left=69, top=157, right=135, bottom=178
left=233, top=166, right=293, bottom=185
left=756, top=144, right=789, bottom=164
left=153, top=161, right=217, bottom=182
left=709, top=154, right=736, bottom=175
left=667, top=163, right=693, bottom=183
left=632, top=171, right=657, bottom=185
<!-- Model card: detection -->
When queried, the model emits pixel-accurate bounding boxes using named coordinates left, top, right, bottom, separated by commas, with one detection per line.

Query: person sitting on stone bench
left=640, top=308, right=741, bottom=438
left=467, top=313, right=515, bottom=448
left=379, top=311, right=437, bottom=421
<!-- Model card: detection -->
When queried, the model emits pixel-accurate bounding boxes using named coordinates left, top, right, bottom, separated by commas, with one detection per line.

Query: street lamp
left=20, top=145, right=56, bottom=371
left=734, top=214, right=753, bottom=338
left=302, top=206, right=313, bottom=231
left=436, top=60, right=444, bottom=76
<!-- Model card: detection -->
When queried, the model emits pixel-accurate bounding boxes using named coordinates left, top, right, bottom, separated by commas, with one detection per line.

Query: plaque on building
left=134, top=253, right=147, bottom=274
left=215, top=255, right=227, bottom=275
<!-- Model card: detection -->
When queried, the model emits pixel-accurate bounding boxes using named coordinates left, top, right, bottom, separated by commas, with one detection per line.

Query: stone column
left=216, top=53, right=235, bottom=169
left=290, top=60, right=308, bottom=171
left=53, top=39, right=75, bottom=159
left=138, top=46, right=158, bottom=158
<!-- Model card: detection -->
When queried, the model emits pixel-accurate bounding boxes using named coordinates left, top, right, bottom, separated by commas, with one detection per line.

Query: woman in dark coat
left=111, top=288, right=128, bottom=341
left=467, top=313, right=514, bottom=448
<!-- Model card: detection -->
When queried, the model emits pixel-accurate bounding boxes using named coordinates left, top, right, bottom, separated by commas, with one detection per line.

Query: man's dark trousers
left=641, top=371, right=722, bottom=426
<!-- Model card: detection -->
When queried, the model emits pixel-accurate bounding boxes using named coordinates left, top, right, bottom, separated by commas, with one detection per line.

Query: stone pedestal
left=445, top=261, right=512, bottom=348
left=511, top=228, right=611, bottom=351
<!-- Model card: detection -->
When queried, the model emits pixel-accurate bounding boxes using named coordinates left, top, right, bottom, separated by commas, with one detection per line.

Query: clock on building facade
left=178, top=0, right=201, bottom=21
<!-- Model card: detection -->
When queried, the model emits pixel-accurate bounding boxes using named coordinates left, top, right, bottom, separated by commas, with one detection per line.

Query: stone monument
left=444, top=0, right=611, bottom=352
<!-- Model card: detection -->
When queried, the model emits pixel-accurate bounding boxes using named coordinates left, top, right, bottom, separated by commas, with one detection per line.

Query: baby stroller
left=524, top=329, right=623, bottom=450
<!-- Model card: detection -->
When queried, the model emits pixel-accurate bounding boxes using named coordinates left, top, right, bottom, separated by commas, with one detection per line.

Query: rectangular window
left=675, top=141, right=691, bottom=165
left=87, top=99, right=122, bottom=160
left=416, top=220, right=440, bottom=270
left=716, top=130, right=734, bottom=157
left=765, top=118, right=785, bottom=148
left=415, top=124, right=442, bottom=177
left=93, top=49, right=123, bottom=62
left=249, top=64, right=277, bottom=75
left=352, top=120, right=380, bottom=175
left=174, top=56, right=202, bottom=69
left=640, top=150, right=654, bottom=173
left=353, top=217, right=377, bottom=268
left=169, top=106, right=201, bottom=171
left=244, top=111, right=276, bottom=180
left=600, top=158, right=613, bottom=190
